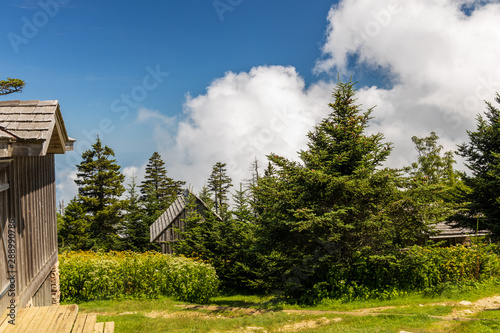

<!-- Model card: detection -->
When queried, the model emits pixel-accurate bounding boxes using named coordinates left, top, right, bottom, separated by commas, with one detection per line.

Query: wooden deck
left=0, top=304, right=114, bottom=333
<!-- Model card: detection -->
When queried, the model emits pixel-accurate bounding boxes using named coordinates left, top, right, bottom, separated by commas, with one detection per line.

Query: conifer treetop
left=299, top=79, right=392, bottom=176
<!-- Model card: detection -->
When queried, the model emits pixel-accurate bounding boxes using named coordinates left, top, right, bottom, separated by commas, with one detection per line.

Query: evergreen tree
left=232, top=183, right=253, bottom=223
left=58, top=196, right=91, bottom=250
left=72, top=137, right=126, bottom=250
left=207, top=162, right=233, bottom=219
left=122, top=176, right=155, bottom=251
left=454, top=93, right=500, bottom=238
left=198, top=185, right=214, bottom=208
left=0, top=76, right=25, bottom=95
left=174, top=192, right=258, bottom=292
left=245, top=158, right=261, bottom=218
left=140, top=152, right=185, bottom=213
left=253, top=79, right=434, bottom=302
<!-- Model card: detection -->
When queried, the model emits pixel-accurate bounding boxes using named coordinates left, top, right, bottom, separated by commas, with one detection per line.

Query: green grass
left=70, top=282, right=500, bottom=333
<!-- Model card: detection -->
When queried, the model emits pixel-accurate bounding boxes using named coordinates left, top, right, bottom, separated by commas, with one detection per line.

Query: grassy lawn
left=71, top=284, right=500, bottom=332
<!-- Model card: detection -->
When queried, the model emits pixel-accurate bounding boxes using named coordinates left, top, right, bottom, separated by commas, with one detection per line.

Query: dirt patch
left=278, top=317, right=340, bottom=332
left=226, top=318, right=340, bottom=333
left=145, top=310, right=233, bottom=320
left=451, top=295, right=500, bottom=318
left=177, top=304, right=272, bottom=316
left=354, top=306, right=397, bottom=313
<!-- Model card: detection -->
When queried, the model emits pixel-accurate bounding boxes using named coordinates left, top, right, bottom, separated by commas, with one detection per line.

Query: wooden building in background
left=0, top=100, right=74, bottom=310
left=423, top=221, right=489, bottom=246
left=150, top=189, right=220, bottom=254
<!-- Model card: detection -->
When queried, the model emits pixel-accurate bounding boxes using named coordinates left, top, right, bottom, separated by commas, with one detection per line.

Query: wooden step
left=0, top=306, right=114, bottom=333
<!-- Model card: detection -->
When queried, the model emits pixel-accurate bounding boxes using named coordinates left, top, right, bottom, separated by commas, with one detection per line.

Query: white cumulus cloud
left=315, top=0, right=500, bottom=169
left=141, top=65, right=333, bottom=192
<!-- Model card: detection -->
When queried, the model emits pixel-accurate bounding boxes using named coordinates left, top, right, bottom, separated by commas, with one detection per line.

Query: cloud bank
left=316, top=0, right=500, bottom=167
left=140, top=66, right=332, bottom=191
left=57, top=0, right=500, bottom=203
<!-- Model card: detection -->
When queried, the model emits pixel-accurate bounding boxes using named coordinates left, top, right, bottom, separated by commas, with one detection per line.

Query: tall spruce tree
left=454, top=93, right=500, bottom=238
left=71, top=137, right=126, bottom=250
left=207, top=162, right=233, bottom=219
left=253, top=79, right=433, bottom=302
left=140, top=152, right=185, bottom=214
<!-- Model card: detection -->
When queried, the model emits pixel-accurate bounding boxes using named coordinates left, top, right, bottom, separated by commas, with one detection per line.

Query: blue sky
left=2, top=0, right=500, bottom=203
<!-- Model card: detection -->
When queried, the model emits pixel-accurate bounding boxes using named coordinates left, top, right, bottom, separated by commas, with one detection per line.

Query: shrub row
left=59, top=251, right=219, bottom=303
left=303, top=244, right=500, bottom=303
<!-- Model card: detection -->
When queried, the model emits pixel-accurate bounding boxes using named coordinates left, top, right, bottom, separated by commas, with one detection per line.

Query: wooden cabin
left=150, top=189, right=220, bottom=254
left=421, top=221, right=489, bottom=246
left=0, top=100, right=74, bottom=310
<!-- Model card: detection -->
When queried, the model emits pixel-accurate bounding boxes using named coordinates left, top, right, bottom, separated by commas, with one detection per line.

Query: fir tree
left=72, top=137, right=126, bottom=250
left=232, top=183, right=252, bottom=223
left=198, top=185, right=214, bottom=208
left=253, top=79, right=433, bottom=302
left=58, top=196, right=91, bottom=250
left=207, top=162, right=233, bottom=219
left=122, top=176, right=155, bottom=251
left=175, top=192, right=258, bottom=292
left=140, top=152, right=185, bottom=214
left=454, top=93, right=500, bottom=238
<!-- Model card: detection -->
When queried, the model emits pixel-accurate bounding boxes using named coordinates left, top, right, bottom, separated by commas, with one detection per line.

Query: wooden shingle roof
left=429, top=221, right=488, bottom=239
left=0, top=100, right=74, bottom=156
left=150, top=189, right=220, bottom=242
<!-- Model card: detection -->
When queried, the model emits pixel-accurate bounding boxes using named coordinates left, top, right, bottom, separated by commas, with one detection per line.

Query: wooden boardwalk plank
left=23, top=306, right=50, bottom=333
left=44, top=305, right=69, bottom=333
left=71, top=314, right=88, bottom=333
left=35, top=305, right=62, bottom=333
left=103, top=322, right=115, bottom=333
left=93, top=322, right=104, bottom=333
left=0, top=305, right=111, bottom=333
left=1, top=308, right=29, bottom=333
left=76, top=314, right=97, bottom=333
left=11, top=307, right=39, bottom=333
left=55, top=304, right=78, bottom=333
left=0, top=309, right=9, bottom=327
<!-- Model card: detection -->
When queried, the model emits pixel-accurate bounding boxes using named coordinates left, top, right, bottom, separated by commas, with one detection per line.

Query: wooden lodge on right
left=421, top=221, right=489, bottom=246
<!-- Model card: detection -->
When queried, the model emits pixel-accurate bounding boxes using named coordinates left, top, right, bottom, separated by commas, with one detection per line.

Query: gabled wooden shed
left=0, top=100, right=74, bottom=310
left=150, top=189, right=219, bottom=254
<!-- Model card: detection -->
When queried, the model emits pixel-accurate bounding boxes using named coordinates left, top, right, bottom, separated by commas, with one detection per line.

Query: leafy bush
left=284, top=244, right=500, bottom=304
left=59, top=251, right=219, bottom=303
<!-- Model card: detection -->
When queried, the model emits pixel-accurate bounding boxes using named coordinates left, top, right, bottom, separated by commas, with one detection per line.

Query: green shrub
left=289, top=244, right=500, bottom=304
left=59, top=251, right=219, bottom=303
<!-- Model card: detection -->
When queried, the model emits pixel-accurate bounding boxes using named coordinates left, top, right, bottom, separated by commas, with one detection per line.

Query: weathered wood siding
left=156, top=210, right=187, bottom=254
left=0, top=155, right=57, bottom=309
left=32, top=273, right=52, bottom=307
left=0, top=162, right=11, bottom=310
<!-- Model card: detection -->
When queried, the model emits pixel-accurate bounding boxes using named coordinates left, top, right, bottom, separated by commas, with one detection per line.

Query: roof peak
left=0, top=100, right=59, bottom=107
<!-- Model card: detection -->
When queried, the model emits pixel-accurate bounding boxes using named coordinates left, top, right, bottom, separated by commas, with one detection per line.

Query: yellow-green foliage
left=400, top=244, right=500, bottom=289
left=59, top=251, right=219, bottom=303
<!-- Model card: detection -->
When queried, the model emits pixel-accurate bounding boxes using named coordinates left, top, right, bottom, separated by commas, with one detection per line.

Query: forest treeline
left=58, top=79, right=500, bottom=304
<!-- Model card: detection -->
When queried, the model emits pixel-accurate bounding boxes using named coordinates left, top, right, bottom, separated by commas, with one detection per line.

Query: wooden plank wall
left=157, top=210, right=187, bottom=254
left=0, top=163, right=10, bottom=311
left=0, top=155, right=58, bottom=308
left=32, top=274, right=52, bottom=307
